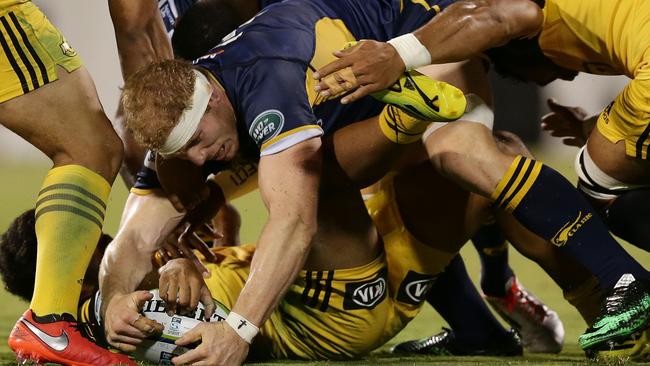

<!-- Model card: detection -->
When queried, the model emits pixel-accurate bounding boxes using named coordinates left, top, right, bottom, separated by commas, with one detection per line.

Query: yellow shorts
left=364, top=173, right=458, bottom=342
left=204, top=245, right=391, bottom=360
left=0, top=1, right=82, bottom=103
left=596, top=62, right=650, bottom=159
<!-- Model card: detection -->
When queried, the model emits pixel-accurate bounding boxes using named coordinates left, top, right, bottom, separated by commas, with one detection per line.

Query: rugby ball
left=134, top=289, right=230, bottom=364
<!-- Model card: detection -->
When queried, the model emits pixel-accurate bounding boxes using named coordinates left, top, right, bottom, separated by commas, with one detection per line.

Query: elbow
left=456, top=0, right=543, bottom=43
left=508, top=0, right=544, bottom=38
left=489, top=0, right=543, bottom=40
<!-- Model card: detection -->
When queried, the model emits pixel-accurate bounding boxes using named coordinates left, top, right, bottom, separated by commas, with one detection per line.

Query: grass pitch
left=0, top=162, right=649, bottom=365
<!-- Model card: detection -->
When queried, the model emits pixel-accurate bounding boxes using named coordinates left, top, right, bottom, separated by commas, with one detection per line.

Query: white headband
left=157, top=70, right=213, bottom=156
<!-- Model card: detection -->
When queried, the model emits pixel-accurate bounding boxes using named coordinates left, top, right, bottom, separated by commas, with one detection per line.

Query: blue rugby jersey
left=136, top=0, right=456, bottom=190
left=194, top=0, right=457, bottom=156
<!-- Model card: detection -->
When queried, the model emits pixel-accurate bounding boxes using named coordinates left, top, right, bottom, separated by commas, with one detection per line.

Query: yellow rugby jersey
left=540, top=0, right=650, bottom=159
left=539, top=0, right=650, bottom=77
left=0, top=0, right=27, bottom=10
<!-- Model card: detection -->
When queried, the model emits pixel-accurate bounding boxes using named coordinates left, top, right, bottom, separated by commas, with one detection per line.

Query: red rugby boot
left=8, top=309, right=135, bottom=366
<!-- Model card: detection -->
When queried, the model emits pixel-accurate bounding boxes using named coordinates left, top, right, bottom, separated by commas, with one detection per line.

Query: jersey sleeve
left=237, top=59, right=323, bottom=156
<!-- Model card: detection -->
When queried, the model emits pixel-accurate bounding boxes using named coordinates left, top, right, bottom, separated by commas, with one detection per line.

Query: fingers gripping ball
left=134, top=289, right=230, bottom=364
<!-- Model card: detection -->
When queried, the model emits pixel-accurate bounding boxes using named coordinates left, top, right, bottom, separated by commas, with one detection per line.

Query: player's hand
left=103, top=291, right=164, bottom=352
left=155, top=223, right=219, bottom=276
left=173, top=322, right=249, bottom=366
left=313, top=40, right=405, bottom=104
left=541, top=98, right=594, bottom=147
left=158, top=258, right=215, bottom=319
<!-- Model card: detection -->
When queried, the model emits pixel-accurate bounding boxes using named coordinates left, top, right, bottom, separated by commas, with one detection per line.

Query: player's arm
left=108, top=0, right=174, bottom=186
left=173, top=138, right=322, bottom=366
left=314, top=0, right=543, bottom=103
left=108, top=0, right=173, bottom=78
left=99, top=190, right=186, bottom=351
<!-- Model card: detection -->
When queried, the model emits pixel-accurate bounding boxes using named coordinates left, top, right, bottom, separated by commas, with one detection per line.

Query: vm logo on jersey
left=250, top=110, right=284, bottom=145
left=397, top=271, right=436, bottom=305
left=343, top=268, right=387, bottom=310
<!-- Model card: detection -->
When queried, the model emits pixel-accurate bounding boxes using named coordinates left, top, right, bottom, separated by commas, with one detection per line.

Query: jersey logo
left=59, top=41, right=77, bottom=58
left=551, top=211, right=593, bottom=247
left=21, top=318, right=69, bottom=351
left=249, top=110, right=284, bottom=145
left=396, top=271, right=436, bottom=305
left=343, top=268, right=387, bottom=310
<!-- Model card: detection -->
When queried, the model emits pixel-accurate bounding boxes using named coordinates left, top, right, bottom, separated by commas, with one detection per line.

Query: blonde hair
left=122, top=60, right=197, bottom=149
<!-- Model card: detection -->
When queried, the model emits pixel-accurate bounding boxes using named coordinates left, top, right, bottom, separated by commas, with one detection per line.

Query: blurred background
left=0, top=0, right=647, bottom=358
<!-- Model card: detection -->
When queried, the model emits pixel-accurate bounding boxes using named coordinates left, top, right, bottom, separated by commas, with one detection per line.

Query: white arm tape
left=387, top=33, right=432, bottom=70
left=225, top=312, right=259, bottom=344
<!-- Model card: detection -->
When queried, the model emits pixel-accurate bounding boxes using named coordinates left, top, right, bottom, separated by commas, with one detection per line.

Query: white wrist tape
left=225, top=312, right=259, bottom=344
left=157, top=70, right=213, bottom=156
left=387, top=33, right=432, bottom=70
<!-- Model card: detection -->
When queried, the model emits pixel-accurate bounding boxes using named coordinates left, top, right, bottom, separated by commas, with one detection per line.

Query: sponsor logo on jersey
left=601, top=101, right=614, bottom=124
left=396, top=271, right=436, bottom=305
left=59, top=41, right=77, bottom=58
left=249, top=109, right=284, bottom=145
left=343, top=268, right=387, bottom=310
left=551, top=211, right=593, bottom=247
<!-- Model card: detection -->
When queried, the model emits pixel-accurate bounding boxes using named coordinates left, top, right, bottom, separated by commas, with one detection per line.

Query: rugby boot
left=485, top=277, right=564, bottom=353
left=371, top=69, right=466, bottom=122
left=579, top=274, right=650, bottom=350
left=8, top=309, right=135, bottom=366
left=584, top=324, right=650, bottom=361
left=390, top=328, right=523, bottom=356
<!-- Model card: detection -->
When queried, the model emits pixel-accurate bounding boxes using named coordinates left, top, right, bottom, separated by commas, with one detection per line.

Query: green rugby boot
left=579, top=274, right=650, bottom=351
left=584, top=324, right=650, bottom=362
left=371, top=69, right=466, bottom=122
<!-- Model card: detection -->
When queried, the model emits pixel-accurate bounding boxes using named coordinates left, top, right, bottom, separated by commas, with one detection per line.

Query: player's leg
left=0, top=3, right=129, bottom=364
left=574, top=77, right=650, bottom=353
left=392, top=254, right=522, bottom=356
left=425, top=121, right=648, bottom=290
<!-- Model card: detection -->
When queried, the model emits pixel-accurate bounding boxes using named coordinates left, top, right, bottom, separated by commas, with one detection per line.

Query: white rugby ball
left=134, top=289, right=230, bottom=364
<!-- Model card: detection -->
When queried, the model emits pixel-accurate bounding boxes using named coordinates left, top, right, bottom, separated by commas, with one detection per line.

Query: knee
left=493, top=130, right=534, bottom=158
left=57, top=126, right=124, bottom=182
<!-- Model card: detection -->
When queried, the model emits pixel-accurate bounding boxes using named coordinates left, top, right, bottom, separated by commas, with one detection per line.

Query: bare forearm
left=108, top=0, right=173, bottom=79
left=232, top=216, right=314, bottom=325
left=415, top=0, right=543, bottom=63
left=99, top=233, right=157, bottom=311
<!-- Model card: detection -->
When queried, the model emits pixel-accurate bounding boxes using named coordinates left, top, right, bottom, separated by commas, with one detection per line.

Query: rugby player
left=0, top=1, right=133, bottom=364
left=311, top=0, right=650, bottom=356
left=104, top=1, right=473, bottom=364
left=2, top=156, right=528, bottom=362
left=108, top=0, right=277, bottom=188
left=167, top=0, right=565, bottom=354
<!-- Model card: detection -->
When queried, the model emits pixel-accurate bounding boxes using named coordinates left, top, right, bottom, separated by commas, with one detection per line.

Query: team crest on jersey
left=59, top=40, right=77, bottom=58
left=343, top=268, right=387, bottom=310
left=396, top=271, right=436, bottom=305
left=249, top=110, right=284, bottom=145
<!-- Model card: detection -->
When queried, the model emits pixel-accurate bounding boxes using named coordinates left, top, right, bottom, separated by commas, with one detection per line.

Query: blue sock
left=427, top=255, right=509, bottom=346
left=492, top=156, right=648, bottom=289
left=605, top=189, right=650, bottom=252
left=472, top=223, right=514, bottom=297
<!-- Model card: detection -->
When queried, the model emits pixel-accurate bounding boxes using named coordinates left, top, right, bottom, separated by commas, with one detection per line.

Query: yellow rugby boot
left=371, top=69, right=466, bottom=122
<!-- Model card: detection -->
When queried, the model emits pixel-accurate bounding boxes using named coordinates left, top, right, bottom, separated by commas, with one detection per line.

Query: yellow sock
left=31, top=165, right=110, bottom=317
left=378, top=104, right=430, bottom=144
left=563, top=275, right=604, bottom=326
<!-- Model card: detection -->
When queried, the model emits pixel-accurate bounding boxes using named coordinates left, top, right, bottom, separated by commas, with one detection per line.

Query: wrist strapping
left=387, top=33, right=431, bottom=70
left=225, top=312, right=259, bottom=344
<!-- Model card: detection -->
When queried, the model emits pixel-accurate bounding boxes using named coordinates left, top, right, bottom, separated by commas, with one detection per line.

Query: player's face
left=178, top=96, right=239, bottom=166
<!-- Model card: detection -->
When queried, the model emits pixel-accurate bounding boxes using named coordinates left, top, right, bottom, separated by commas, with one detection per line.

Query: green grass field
left=0, top=161, right=649, bottom=365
